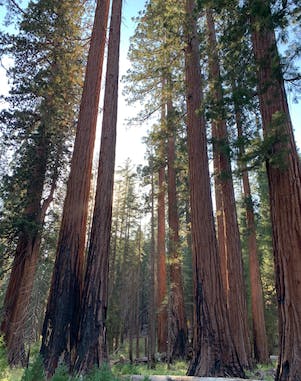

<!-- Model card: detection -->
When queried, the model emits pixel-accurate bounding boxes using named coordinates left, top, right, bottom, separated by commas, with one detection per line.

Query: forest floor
left=112, top=359, right=276, bottom=381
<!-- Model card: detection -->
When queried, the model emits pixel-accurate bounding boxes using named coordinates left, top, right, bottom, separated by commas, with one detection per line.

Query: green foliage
left=84, top=364, right=120, bottom=381
left=112, top=361, right=187, bottom=377
left=0, top=337, right=9, bottom=380
left=21, top=356, right=44, bottom=381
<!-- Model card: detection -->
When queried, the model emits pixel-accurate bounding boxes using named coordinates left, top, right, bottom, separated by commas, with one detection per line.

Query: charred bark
left=184, top=0, right=244, bottom=376
left=251, top=2, right=301, bottom=379
left=40, top=0, right=110, bottom=375
left=74, top=0, right=122, bottom=372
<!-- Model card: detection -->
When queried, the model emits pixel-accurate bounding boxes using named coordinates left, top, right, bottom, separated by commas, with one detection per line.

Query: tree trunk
left=234, top=95, right=269, bottom=364
left=1, top=128, right=49, bottom=366
left=251, top=3, right=301, bottom=379
left=148, top=162, right=156, bottom=369
left=167, top=100, right=188, bottom=359
left=205, top=8, right=251, bottom=368
left=157, top=165, right=168, bottom=354
left=74, top=0, right=122, bottom=372
left=184, top=0, right=244, bottom=376
left=40, top=0, right=110, bottom=375
left=136, top=225, right=142, bottom=360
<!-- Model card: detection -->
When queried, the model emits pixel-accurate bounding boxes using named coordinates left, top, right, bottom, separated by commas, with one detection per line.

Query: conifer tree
left=74, top=0, right=123, bottom=371
left=0, top=0, right=85, bottom=365
left=40, top=0, right=110, bottom=375
left=249, top=1, right=301, bottom=378
left=184, top=0, right=244, bottom=376
left=205, top=8, right=251, bottom=367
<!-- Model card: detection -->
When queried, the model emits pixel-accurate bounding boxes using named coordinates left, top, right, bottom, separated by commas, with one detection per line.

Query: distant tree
left=166, top=98, right=188, bottom=359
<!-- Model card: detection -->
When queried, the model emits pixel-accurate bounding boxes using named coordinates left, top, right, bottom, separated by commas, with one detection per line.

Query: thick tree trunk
left=234, top=101, right=269, bottom=364
left=184, top=0, right=244, bottom=377
left=1, top=129, right=49, bottom=366
left=167, top=100, right=188, bottom=359
left=74, top=0, right=122, bottom=372
left=251, top=3, right=301, bottom=379
left=157, top=166, right=168, bottom=354
left=206, top=8, right=251, bottom=368
left=40, top=0, right=110, bottom=375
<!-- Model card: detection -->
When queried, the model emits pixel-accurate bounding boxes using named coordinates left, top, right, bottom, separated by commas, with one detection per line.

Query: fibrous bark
left=184, top=0, right=244, bottom=376
left=251, top=2, right=301, bottom=379
left=74, top=0, right=122, bottom=372
left=40, top=0, right=110, bottom=375
left=206, top=8, right=251, bottom=368
left=1, top=129, right=50, bottom=366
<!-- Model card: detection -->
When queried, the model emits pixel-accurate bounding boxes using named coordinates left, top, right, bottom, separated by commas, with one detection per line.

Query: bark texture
left=167, top=100, right=188, bottom=359
left=184, top=0, right=244, bottom=377
left=251, top=3, right=301, bottom=379
left=157, top=165, right=168, bottom=354
left=1, top=129, right=50, bottom=366
left=206, top=8, right=251, bottom=368
left=74, top=0, right=122, bottom=372
left=40, top=0, right=110, bottom=375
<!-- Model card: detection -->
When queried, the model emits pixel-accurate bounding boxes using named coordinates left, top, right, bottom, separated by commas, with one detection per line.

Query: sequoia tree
left=184, top=0, right=244, bottom=376
left=0, top=0, right=85, bottom=365
left=205, top=8, right=251, bottom=368
left=74, top=0, right=123, bottom=371
left=250, top=0, right=301, bottom=379
left=40, top=0, right=110, bottom=375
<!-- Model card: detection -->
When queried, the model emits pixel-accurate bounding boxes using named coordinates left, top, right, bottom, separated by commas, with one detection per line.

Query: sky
left=0, top=0, right=300, bottom=172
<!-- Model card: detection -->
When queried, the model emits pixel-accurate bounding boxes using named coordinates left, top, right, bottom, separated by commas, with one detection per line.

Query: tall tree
left=0, top=0, right=85, bottom=365
left=205, top=8, right=251, bottom=368
left=40, top=0, right=110, bottom=375
left=74, top=0, right=122, bottom=371
left=250, top=1, right=301, bottom=379
left=184, top=0, right=244, bottom=376
left=157, top=162, right=168, bottom=354
left=166, top=99, right=188, bottom=359
left=233, top=87, right=269, bottom=363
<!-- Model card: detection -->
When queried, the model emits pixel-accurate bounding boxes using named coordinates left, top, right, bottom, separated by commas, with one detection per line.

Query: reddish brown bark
left=206, top=8, right=251, bottom=368
left=184, top=0, right=244, bottom=376
left=166, top=100, right=188, bottom=359
left=1, top=129, right=50, bottom=366
left=157, top=165, right=168, bottom=354
left=251, top=3, right=301, bottom=379
left=40, top=0, right=110, bottom=375
left=74, top=0, right=122, bottom=372
left=235, top=102, right=269, bottom=363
